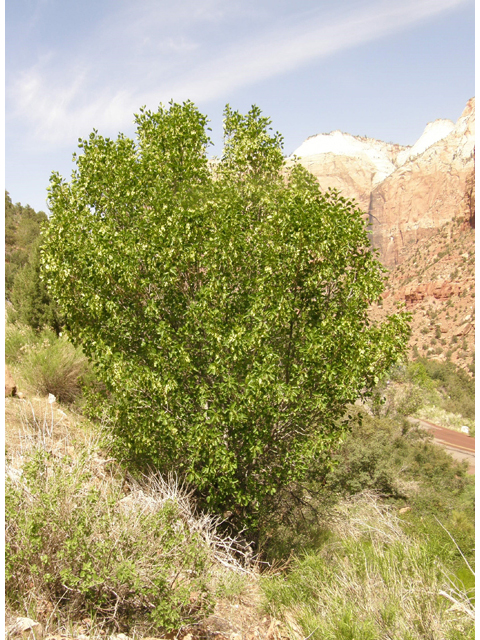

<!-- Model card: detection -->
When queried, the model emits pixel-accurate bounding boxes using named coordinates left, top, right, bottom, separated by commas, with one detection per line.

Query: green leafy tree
left=42, top=101, right=410, bottom=518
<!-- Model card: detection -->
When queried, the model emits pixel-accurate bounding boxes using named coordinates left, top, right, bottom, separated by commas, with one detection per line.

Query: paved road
left=407, top=417, right=475, bottom=474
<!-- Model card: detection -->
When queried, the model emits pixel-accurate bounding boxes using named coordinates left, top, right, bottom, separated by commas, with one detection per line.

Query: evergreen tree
left=5, top=191, right=48, bottom=299
left=11, top=237, right=63, bottom=333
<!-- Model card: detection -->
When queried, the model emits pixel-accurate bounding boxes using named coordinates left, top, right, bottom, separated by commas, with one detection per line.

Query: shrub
left=396, top=385, right=425, bottom=415
left=22, top=336, right=90, bottom=403
left=257, top=410, right=474, bottom=562
left=7, top=325, right=92, bottom=404
left=5, top=323, right=39, bottom=364
left=416, top=359, right=474, bottom=419
left=5, top=446, right=243, bottom=634
left=42, top=102, right=409, bottom=518
left=324, top=414, right=469, bottom=502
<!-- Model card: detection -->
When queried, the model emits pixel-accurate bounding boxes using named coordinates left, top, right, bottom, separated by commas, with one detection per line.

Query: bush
left=324, top=414, right=466, bottom=500
left=257, top=411, right=474, bottom=562
left=416, top=359, right=474, bottom=419
left=5, top=446, right=241, bottom=634
left=6, top=324, right=92, bottom=404
left=5, top=323, right=39, bottom=364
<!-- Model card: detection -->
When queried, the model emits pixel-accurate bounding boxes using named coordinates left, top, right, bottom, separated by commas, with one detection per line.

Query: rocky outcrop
left=289, top=131, right=406, bottom=212
left=290, top=98, right=475, bottom=268
left=395, top=119, right=455, bottom=166
left=368, top=98, right=475, bottom=266
left=391, top=280, right=472, bottom=307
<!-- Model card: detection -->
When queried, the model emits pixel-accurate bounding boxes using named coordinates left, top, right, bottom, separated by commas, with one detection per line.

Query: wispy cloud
left=7, top=0, right=469, bottom=147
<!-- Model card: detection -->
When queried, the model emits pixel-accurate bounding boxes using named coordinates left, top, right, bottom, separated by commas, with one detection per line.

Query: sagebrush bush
left=5, top=445, right=241, bottom=634
left=22, top=335, right=89, bottom=403
left=5, top=323, right=39, bottom=364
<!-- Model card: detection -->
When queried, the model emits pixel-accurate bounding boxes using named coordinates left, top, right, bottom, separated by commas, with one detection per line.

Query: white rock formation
left=291, top=130, right=403, bottom=186
left=396, top=119, right=455, bottom=166
left=288, top=98, right=475, bottom=266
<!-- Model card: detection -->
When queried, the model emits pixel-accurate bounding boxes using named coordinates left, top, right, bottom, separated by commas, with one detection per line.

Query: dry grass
left=5, top=396, right=96, bottom=464
left=262, top=492, right=475, bottom=640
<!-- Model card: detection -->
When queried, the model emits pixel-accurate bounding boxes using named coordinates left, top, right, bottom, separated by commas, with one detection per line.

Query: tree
left=5, top=191, right=48, bottom=299
left=42, top=101, right=410, bottom=518
left=10, top=237, right=63, bottom=333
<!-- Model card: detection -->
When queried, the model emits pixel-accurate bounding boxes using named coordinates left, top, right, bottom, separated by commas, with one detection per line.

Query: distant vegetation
left=5, top=191, right=62, bottom=332
left=6, top=191, right=47, bottom=297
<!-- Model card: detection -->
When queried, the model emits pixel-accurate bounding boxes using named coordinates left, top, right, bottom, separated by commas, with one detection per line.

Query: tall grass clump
left=6, top=324, right=92, bottom=404
left=5, top=323, right=39, bottom=364
left=5, top=438, right=250, bottom=636
left=262, top=492, right=474, bottom=640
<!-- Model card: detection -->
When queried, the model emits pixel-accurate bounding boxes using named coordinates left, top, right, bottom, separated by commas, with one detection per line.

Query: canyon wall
left=290, top=98, right=475, bottom=267
left=368, top=98, right=475, bottom=266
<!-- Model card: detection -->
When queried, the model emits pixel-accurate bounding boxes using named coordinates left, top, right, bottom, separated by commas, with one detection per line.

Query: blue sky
left=6, top=0, right=475, bottom=213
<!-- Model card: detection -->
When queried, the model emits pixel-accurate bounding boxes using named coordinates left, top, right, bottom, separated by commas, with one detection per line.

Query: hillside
left=371, top=216, right=475, bottom=374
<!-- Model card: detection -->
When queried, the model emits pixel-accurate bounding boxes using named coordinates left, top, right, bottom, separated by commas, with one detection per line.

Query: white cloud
left=161, top=0, right=469, bottom=102
left=7, top=0, right=470, bottom=147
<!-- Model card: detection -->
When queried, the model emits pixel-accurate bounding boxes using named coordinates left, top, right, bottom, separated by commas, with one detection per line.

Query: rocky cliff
left=289, top=131, right=406, bottom=212
left=369, top=98, right=475, bottom=266
left=291, top=99, right=475, bottom=370
left=369, top=215, right=475, bottom=372
left=290, top=98, right=475, bottom=267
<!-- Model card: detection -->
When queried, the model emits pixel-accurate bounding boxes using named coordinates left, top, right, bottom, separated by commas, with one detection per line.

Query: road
left=407, top=417, right=475, bottom=474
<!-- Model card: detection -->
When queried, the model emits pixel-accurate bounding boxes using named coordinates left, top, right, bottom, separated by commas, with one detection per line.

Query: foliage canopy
left=42, top=101, right=410, bottom=515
